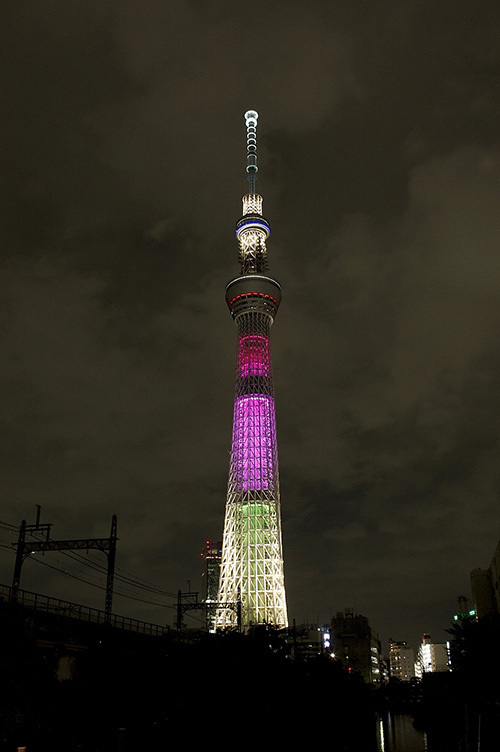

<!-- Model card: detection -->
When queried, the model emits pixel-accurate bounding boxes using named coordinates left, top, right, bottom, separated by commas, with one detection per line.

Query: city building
left=388, top=639, right=415, bottom=681
left=216, top=112, right=287, bottom=630
left=471, top=537, right=500, bottom=618
left=287, top=623, right=333, bottom=661
left=331, top=609, right=382, bottom=684
left=200, top=540, right=222, bottom=631
left=414, top=634, right=450, bottom=678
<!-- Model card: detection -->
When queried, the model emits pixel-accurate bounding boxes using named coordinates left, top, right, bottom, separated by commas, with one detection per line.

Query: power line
left=42, top=544, right=177, bottom=598
left=1, top=537, right=177, bottom=609
left=1, top=517, right=178, bottom=602
left=0, top=522, right=19, bottom=534
left=38, top=549, right=176, bottom=604
left=24, top=554, right=174, bottom=609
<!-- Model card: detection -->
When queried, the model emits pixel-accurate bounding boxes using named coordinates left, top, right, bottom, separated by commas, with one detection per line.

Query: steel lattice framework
left=216, top=112, right=288, bottom=629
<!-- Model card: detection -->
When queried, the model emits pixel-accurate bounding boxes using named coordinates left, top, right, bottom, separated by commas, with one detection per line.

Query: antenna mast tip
left=244, top=111, right=259, bottom=191
left=244, top=110, right=259, bottom=122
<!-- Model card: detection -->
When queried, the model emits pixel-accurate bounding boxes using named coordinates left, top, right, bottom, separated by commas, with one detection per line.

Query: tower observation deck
left=216, top=111, right=288, bottom=629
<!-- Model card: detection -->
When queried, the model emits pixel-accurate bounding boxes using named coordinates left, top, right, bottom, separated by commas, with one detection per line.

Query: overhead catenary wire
left=0, top=537, right=210, bottom=623
left=17, top=552, right=174, bottom=609
left=17, top=521, right=177, bottom=597
left=46, top=546, right=177, bottom=598
left=0, top=520, right=178, bottom=605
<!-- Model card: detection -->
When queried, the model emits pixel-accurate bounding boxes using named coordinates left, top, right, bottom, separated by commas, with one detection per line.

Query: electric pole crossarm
left=11, top=513, right=118, bottom=623
left=19, top=538, right=114, bottom=554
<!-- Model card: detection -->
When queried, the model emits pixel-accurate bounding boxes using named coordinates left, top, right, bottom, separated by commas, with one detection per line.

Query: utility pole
left=176, top=589, right=241, bottom=632
left=12, top=512, right=52, bottom=599
left=11, top=509, right=118, bottom=622
left=105, top=515, right=118, bottom=623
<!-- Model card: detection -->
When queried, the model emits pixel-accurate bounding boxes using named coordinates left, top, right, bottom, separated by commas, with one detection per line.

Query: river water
left=376, top=712, right=427, bottom=752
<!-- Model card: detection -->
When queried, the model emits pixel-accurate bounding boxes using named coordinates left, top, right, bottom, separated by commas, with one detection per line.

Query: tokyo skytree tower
left=216, top=111, right=288, bottom=629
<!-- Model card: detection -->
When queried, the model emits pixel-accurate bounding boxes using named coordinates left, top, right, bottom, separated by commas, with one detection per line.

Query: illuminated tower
left=216, top=111, right=288, bottom=629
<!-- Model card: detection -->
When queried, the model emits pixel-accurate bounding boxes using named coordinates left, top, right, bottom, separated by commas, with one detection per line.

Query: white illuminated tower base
left=216, top=112, right=288, bottom=630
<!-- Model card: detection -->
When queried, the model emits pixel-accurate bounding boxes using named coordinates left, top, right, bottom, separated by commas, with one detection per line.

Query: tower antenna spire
left=235, top=110, right=270, bottom=275
left=244, top=110, right=259, bottom=194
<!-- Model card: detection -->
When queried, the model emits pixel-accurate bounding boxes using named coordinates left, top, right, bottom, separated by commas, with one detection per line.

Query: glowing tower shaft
left=217, top=112, right=288, bottom=629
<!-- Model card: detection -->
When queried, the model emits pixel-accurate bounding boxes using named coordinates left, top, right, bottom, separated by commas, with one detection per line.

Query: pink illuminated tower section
left=216, top=112, right=288, bottom=629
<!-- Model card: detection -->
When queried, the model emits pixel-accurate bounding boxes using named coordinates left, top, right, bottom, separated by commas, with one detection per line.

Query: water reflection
left=377, top=712, right=427, bottom=752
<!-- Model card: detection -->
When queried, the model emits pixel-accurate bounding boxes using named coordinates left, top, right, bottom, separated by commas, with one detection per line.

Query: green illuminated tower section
left=216, top=111, right=288, bottom=629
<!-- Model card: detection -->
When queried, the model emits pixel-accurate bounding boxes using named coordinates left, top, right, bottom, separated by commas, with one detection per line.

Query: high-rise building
left=200, top=540, right=222, bottom=631
left=471, top=537, right=500, bottom=618
left=216, top=111, right=288, bottom=630
left=331, top=609, right=382, bottom=684
left=389, top=639, right=415, bottom=681
left=414, top=634, right=450, bottom=678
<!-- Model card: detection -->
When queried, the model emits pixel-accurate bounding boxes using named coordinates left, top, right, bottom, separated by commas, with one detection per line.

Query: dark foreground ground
left=0, top=602, right=376, bottom=751
left=2, top=601, right=500, bottom=751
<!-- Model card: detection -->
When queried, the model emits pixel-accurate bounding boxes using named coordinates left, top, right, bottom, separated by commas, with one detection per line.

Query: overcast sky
left=1, top=0, right=499, bottom=652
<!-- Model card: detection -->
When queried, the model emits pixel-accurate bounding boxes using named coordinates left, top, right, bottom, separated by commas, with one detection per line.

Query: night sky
left=1, top=0, right=499, bottom=653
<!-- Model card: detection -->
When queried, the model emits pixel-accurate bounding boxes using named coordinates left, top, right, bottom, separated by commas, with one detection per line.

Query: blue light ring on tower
left=235, top=216, right=271, bottom=239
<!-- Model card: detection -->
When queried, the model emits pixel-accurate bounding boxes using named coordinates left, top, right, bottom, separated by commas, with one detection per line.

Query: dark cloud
left=1, top=0, right=499, bottom=651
